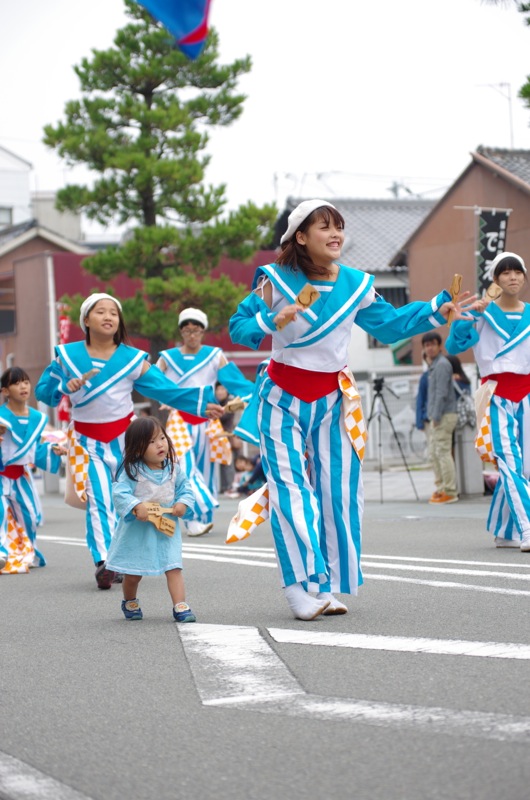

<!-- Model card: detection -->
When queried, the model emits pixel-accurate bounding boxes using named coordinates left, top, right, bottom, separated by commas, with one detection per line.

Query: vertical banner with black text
left=476, top=209, right=510, bottom=295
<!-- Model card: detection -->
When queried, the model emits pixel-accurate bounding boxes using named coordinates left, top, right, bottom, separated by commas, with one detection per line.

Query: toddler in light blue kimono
left=106, top=416, right=197, bottom=622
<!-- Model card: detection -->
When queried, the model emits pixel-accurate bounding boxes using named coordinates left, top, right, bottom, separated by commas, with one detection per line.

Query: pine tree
left=44, top=0, right=276, bottom=359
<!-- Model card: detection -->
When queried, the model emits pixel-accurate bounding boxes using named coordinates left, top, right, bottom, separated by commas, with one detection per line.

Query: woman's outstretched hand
left=440, top=291, right=483, bottom=321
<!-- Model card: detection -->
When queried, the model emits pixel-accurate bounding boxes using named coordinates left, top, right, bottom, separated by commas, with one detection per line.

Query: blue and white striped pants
left=258, top=377, right=363, bottom=594
left=487, top=394, right=530, bottom=542
left=0, top=471, right=45, bottom=565
left=182, top=421, right=218, bottom=524
left=79, top=433, right=125, bottom=564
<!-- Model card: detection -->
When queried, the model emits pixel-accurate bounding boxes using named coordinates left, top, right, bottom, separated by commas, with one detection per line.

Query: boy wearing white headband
left=36, top=293, right=222, bottom=588
left=157, top=307, right=254, bottom=536
left=447, top=251, right=530, bottom=552
left=230, top=199, right=479, bottom=621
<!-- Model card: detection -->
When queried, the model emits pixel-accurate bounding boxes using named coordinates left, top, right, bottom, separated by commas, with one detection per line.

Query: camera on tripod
left=373, top=376, right=385, bottom=393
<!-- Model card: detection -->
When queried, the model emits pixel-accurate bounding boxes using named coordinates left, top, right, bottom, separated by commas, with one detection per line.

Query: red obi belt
left=179, top=411, right=208, bottom=425
left=74, top=413, right=134, bottom=443
left=482, top=373, right=530, bottom=403
left=0, top=465, right=25, bottom=480
left=267, top=359, right=343, bottom=403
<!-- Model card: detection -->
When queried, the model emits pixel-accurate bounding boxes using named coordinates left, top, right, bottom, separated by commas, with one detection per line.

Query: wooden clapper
left=143, top=503, right=176, bottom=537
left=446, top=273, right=462, bottom=326
left=275, top=283, right=321, bottom=330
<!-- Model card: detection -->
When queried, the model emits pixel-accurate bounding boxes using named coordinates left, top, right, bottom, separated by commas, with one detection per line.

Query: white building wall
left=0, top=147, right=32, bottom=226
left=31, top=192, right=82, bottom=241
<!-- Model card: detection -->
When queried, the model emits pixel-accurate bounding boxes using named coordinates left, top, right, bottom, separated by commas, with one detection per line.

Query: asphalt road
left=1, top=468, right=529, bottom=800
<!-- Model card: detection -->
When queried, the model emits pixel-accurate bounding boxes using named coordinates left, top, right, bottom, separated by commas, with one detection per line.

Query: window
left=367, top=285, right=408, bottom=350
left=0, top=208, right=12, bottom=229
left=0, top=275, right=16, bottom=335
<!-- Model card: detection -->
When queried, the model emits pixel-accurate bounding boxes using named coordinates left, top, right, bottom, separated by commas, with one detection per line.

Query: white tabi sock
left=316, top=592, right=348, bottom=615
left=283, top=583, right=330, bottom=621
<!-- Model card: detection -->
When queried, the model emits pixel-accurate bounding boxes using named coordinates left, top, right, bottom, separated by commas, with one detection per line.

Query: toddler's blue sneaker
left=121, top=599, right=143, bottom=620
left=173, top=602, right=196, bottom=623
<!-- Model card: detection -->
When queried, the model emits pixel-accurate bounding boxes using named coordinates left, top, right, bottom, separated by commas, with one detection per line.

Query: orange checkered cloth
left=338, top=367, right=368, bottom=463
left=166, top=409, right=193, bottom=458
left=225, top=368, right=367, bottom=543
left=475, top=405, right=497, bottom=465
left=226, top=484, right=269, bottom=543
left=474, top=380, right=498, bottom=466
left=0, top=507, right=34, bottom=574
left=66, top=425, right=90, bottom=506
left=206, top=418, right=232, bottom=465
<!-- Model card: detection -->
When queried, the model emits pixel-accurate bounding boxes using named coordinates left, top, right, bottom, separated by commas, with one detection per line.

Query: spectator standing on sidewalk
left=422, top=331, right=459, bottom=504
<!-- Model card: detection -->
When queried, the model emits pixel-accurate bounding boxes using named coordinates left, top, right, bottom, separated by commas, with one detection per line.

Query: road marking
left=0, top=751, right=92, bottom=800
left=267, top=628, right=530, bottom=659
left=364, top=573, right=530, bottom=596
left=38, top=538, right=529, bottom=593
left=363, top=561, right=530, bottom=581
left=178, top=623, right=530, bottom=742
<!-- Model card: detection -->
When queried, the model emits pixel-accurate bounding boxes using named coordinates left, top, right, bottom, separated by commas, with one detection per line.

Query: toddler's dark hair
left=119, top=417, right=175, bottom=480
left=1, top=366, right=30, bottom=390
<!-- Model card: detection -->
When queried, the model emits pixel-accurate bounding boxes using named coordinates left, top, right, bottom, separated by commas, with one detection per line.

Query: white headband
left=79, top=293, right=122, bottom=332
left=490, top=251, right=527, bottom=275
left=280, top=199, right=337, bottom=245
left=178, top=307, right=208, bottom=330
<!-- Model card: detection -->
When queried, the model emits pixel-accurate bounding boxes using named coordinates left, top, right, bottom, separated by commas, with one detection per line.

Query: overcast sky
left=1, top=0, right=530, bottom=238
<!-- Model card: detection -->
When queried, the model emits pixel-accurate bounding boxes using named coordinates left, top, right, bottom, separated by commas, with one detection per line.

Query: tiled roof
left=476, top=146, right=530, bottom=186
left=0, top=218, right=38, bottom=246
left=277, top=197, right=436, bottom=273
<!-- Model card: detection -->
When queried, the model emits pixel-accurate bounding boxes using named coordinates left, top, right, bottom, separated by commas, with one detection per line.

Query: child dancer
left=230, top=199, right=478, bottom=620
left=0, top=366, right=64, bottom=574
left=447, top=251, right=530, bottom=551
left=106, top=416, right=197, bottom=622
left=35, top=293, right=222, bottom=589
left=157, top=307, right=254, bottom=537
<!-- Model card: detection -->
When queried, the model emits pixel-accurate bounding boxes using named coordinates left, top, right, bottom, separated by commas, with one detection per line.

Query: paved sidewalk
left=38, top=463, right=492, bottom=525
left=362, top=463, right=491, bottom=520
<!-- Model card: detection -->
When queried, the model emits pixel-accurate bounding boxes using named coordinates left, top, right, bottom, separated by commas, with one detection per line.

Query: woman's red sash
left=267, top=359, right=342, bottom=402
left=74, top=413, right=134, bottom=443
left=179, top=411, right=208, bottom=425
left=482, top=373, right=530, bottom=403
left=0, top=465, right=25, bottom=480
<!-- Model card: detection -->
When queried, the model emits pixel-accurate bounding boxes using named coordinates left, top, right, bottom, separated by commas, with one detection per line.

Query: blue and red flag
left=136, top=0, right=211, bottom=59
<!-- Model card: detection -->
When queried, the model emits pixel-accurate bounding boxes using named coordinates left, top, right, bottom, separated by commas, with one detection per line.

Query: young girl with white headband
left=230, top=199, right=478, bottom=621
left=35, top=293, right=222, bottom=589
left=447, top=251, right=530, bottom=552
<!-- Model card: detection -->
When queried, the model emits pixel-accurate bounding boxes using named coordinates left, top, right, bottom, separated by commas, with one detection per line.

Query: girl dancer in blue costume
left=106, top=416, right=197, bottom=623
left=35, top=293, right=222, bottom=589
left=0, top=366, right=65, bottom=573
left=157, top=307, right=254, bottom=536
left=230, top=199, right=477, bottom=621
left=447, top=251, right=530, bottom=552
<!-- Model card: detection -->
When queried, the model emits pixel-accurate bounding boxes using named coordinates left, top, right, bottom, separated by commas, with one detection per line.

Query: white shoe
left=521, top=531, right=530, bottom=552
left=186, top=521, right=214, bottom=537
left=284, top=583, right=330, bottom=620
left=495, top=537, right=520, bottom=548
left=317, top=592, right=348, bottom=615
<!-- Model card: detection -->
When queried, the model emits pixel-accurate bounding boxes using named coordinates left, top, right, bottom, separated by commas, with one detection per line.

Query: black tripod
left=366, top=377, right=419, bottom=503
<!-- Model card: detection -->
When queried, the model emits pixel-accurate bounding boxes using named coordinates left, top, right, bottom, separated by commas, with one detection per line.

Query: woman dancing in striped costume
left=230, top=199, right=477, bottom=620
left=447, top=251, right=530, bottom=552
